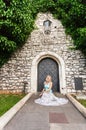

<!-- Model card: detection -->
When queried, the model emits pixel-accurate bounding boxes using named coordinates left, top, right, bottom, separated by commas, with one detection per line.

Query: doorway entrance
left=31, top=51, right=66, bottom=94
left=37, top=58, right=59, bottom=92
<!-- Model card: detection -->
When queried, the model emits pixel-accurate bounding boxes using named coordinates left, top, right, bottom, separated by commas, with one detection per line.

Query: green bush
left=0, top=0, right=34, bottom=66
left=53, top=0, right=86, bottom=55
left=0, top=0, right=86, bottom=67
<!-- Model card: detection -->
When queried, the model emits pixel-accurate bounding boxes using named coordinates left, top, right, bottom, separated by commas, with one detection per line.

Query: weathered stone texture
left=0, top=13, right=86, bottom=93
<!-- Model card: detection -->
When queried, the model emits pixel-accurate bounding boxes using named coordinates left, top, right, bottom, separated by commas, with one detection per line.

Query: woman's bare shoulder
left=50, top=82, right=53, bottom=85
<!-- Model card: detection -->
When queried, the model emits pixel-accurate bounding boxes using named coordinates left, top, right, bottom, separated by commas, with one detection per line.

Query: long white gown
left=35, top=83, right=68, bottom=106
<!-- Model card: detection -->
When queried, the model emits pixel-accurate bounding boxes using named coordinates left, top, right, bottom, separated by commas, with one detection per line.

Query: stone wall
left=0, top=13, right=86, bottom=93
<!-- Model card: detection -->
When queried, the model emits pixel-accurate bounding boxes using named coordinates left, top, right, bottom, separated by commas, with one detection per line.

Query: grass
left=72, top=94, right=86, bottom=108
left=0, top=94, right=25, bottom=116
left=77, top=99, right=86, bottom=108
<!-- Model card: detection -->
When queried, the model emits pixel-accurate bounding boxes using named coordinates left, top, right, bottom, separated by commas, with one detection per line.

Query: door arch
left=37, top=58, right=59, bottom=92
left=31, top=51, right=66, bottom=94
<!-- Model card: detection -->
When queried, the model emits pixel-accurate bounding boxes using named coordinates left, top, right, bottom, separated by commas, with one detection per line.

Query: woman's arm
left=39, top=82, right=46, bottom=96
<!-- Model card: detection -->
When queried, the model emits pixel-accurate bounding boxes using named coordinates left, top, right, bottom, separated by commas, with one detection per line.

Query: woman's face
left=46, top=76, right=51, bottom=82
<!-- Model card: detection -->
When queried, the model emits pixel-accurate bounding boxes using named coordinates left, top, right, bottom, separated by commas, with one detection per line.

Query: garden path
left=4, top=93, right=86, bottom=130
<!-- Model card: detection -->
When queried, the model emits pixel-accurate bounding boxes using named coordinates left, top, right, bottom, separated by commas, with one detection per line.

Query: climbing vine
left=0, top=0, right=86, bottom=67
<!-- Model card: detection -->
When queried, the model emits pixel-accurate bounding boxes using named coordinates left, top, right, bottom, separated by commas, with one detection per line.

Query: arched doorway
left=31, top=51, right=66, bottom=94
left=37, top=58, right=59, bottom=92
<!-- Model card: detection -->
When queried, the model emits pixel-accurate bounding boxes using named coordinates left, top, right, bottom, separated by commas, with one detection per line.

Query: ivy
left=0, top=0, right=86, bottom=67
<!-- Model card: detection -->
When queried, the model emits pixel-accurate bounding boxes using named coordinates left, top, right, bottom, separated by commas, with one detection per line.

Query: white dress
left=35, top=83, right=68, bottom=106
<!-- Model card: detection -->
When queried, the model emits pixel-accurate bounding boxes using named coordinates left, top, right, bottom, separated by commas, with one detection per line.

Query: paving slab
left=4, top=93, right=86, bottom=130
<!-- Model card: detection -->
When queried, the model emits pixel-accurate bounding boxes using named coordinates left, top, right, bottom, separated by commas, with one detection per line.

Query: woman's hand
left=45, top=89, right=50, bottom=92
left=39, top=88, right=45, bottom=96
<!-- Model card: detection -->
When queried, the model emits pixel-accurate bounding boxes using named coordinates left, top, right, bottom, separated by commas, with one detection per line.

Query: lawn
left=72, top=94, right=86, bottom=108
left=77, top=99, right=86, bottom=108
left=0, top=94, right=25, bottom=116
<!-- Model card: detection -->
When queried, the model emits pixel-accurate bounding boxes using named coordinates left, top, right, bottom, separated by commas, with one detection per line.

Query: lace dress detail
left=35, top=83, right=68, bottom=106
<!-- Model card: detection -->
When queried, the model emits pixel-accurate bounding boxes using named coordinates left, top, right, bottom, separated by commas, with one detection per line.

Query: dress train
left=35, top=92, right=68, bottom=106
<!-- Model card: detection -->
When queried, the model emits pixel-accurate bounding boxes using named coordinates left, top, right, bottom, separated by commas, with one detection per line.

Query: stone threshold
left=0, top=92, right=34, bottom=130
left=66, top=94, right=86, bottom=118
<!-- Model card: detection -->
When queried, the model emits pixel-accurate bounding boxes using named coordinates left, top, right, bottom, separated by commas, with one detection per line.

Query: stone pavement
left=4, top=93, right=86, bottom=130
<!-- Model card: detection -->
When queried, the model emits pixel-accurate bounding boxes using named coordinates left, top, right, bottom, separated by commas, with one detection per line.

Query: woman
left=35, top=75, right=68, bottom=106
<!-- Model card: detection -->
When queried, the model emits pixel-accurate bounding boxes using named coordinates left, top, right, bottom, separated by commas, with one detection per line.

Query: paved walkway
left=4, top=93, right=86, bottom=130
